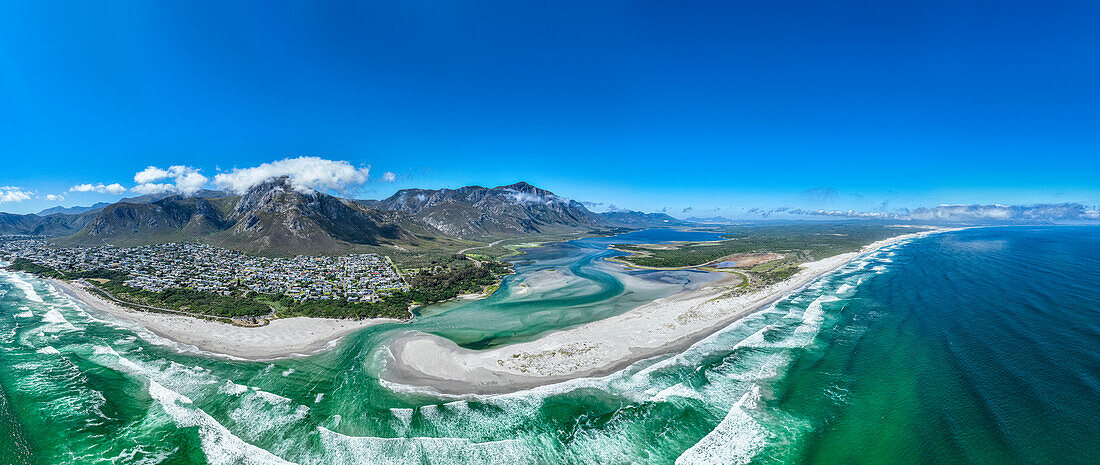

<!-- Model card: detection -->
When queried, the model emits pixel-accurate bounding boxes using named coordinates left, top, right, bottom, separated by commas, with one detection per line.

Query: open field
left=612, top=223, right=928, bottom=269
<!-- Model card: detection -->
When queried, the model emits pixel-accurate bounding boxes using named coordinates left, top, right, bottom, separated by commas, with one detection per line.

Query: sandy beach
left=384, top=228, right=954, bottom=394
left=49, top=278, right=400, bottom=360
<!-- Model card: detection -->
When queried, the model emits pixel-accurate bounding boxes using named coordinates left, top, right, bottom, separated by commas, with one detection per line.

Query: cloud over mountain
left=907, top=203, right=1100, bottom=222
left=213, top=156, right=370, bottom=194
left=779, top=203, right=1100, bottom=223
left=786, top=208, right=893, bottom=219
left=132, top=166, right=208, bottom=195
left=70, top=183, right=127, bottom=194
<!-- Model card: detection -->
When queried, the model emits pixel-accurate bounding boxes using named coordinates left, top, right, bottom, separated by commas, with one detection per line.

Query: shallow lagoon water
left=0, top=227, right=1096, bottom=464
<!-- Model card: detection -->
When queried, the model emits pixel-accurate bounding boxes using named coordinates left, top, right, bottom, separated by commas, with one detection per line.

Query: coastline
left=383, top=227, right=957, bottom=394
left=48, top=278, right=400, bottom=360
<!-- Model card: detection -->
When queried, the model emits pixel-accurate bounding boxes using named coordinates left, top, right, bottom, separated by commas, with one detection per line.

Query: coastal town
left=0, top=237, right=409, bottom=303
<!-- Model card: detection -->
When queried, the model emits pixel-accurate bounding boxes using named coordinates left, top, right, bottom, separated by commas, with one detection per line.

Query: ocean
left=0, top=226, right=1096, bottom=464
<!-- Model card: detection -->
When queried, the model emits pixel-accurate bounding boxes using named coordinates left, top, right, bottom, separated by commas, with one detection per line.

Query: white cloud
left=781, top=203, right=1100, bottom=223
left=134, top=166, right=171, bottom=184
left=503, top=186, right=561, bottom=205
left=45, top=194, right=65, bottom=201
left=213, top=156, right=370, bottom=194
left=131, top=165, right=208, bottom=196
left=69, top=182, right=127, bottom=194
left=786, top=208, right=893, bottom=219
left=507, top=190, right=546, bottom=203
left=131, top=183, right=176, bottom=195
left=174, top=170, right=208, bottom=195
left=0, top=186, right=34, bottom=203
left=381, top=172, right=397, bottom=182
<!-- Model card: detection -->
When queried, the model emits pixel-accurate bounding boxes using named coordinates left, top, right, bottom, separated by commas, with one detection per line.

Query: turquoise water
left=0, top=227, right=1096, bottom=464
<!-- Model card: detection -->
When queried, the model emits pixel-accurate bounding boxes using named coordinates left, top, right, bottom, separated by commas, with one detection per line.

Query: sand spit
left=49, top=279, right=398, bottom=360
left=384, top=228, right=955, bottom=394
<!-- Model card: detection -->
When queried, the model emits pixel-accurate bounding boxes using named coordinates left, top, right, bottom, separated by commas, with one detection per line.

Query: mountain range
left=2, top=179, right=682, bottom=255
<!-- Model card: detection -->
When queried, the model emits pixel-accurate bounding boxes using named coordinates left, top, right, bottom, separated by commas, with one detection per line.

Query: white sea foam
left=650, top=382, right=702, bottom=402
left=675, top=385, right=767, bottom=465
left=42, top=308, right=78, bottom=331
left=314, top=393, right=325, bottom=404
left=794, top=295, right=838, bottom=335
left=147, top=380, right=296, bottom=465
left=220, top=380, right=249, bottom=396
left=418, top=404, right=439, bottom=419
left=94, top=345, right=144, bottom=372
left=36, top=345, right=61, bottom=355
left=253, top=389, right=293, bottom=405
left=316, top=426, right=534, bottom=464
left=7, top=274, right=43, bottom=302
left=391, top=408, right=414, bottom=430
left=281, top=368, right=295, bottom=377
left=443, top=400, right=470, bottom=413
left=228, top=391, right=309, bottom=441
left=731, top=324, right=777, bottom=349
left=836, top=283, right=853, bottom=294
left=14, top=310, right=32, bottom=318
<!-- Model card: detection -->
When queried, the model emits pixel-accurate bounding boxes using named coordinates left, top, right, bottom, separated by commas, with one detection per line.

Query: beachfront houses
left=0, top=239, right=408, bottom=302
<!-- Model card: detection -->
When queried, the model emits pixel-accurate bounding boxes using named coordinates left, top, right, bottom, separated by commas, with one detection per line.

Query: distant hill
left=684, top=216, right=737, bottom=224
left=0, top=213, right=45, bottom=235
left=59, top=177, right=429, bottom=254
left=371, top=182, right=605, bottom=239
left=598, top=211, right=687, bottom=228
left=37, top=202, right=111, bottom=216
left=71, top=196, right=232, bottom=243
left=1, top=210, right=97, bottom=237
left=117, top=189, right=229, bottom=205
left=10, top=179, right=679, bottom=255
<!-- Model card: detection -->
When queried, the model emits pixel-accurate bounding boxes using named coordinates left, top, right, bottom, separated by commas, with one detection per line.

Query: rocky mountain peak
left=234, top=176, right=320, bottom=215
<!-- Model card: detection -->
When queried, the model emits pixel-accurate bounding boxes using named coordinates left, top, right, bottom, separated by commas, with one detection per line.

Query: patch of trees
left=7, top=258, right=66, bottom=279
left=75, top=269, right=269, bottom=317
left=279, top=258, right=513, bottom=319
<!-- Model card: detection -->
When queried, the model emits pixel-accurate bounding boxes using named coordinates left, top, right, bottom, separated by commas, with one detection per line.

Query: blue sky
left=1, top=1, right=1098, bottom=216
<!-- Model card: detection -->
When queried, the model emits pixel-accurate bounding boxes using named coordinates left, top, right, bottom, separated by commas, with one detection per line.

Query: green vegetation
left=610, top=223, right=925, bottom=295
left=70, top=269, right=271, bottom=318
left=406, top=256, right=510, bottom=302
left=5, top=256, right=512, bottom=320
left=274, top=293, right=412, bottom=319
left=7, top=258, right=66, bottom=279
left=279, top=255, right=512, bottom=318
left=614, top=223, right=916, bottom=269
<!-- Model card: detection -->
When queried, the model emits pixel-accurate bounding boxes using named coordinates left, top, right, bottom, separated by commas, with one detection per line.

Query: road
left=458, top=239, right=505, bottom=267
